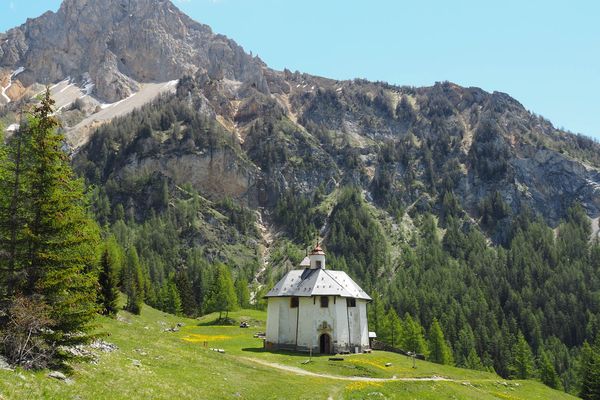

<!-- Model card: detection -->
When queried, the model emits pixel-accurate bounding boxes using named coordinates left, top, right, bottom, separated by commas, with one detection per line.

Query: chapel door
left=319, top=333, right=331, bottom=354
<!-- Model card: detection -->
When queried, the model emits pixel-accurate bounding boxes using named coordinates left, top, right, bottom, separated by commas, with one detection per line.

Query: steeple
left=309, top=242, right=326, bottom=269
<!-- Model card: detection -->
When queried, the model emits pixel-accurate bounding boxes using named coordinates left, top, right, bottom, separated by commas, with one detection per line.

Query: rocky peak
left=0, top=0, right=268, bottom=102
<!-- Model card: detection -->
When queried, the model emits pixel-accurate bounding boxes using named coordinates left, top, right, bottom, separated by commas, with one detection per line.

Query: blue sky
left=2, top=0, right=599, bottom=139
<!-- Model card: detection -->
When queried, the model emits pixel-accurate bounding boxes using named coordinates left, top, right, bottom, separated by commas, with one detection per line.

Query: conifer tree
left=511, top=332, right=535, bottom=379
left=160, top=277, right=182, bottom=316
left=538, top=349, right=562, bottom=390
left=381, top=308, right=402, bottom=347
left=464, top=348, right=485, bottom=371
left=175, top=270, right=197, bottom=317
left=234, top=274, right=250, bottom=309
left=123, top=247, right=143, bottom=315
left=401, top=313, right=428, bottom=355
left=428, top=318, right=454, bottom=365
left=205, top=264, right=237, bottom=320
left=368, top=293, right=386, bottom=334
left=98, top=236, right=121, bottom=316
left=0, top=90, right=101, bottom=355
left=580, top=337, right=600, bottom=400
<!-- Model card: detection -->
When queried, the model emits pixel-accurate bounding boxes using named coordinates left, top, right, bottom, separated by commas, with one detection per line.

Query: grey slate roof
left=265, top=268, right=371, bottom=300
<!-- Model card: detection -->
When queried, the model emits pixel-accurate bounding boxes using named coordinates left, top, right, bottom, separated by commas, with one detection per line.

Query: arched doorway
left=319, top=333, right=332, bottom=354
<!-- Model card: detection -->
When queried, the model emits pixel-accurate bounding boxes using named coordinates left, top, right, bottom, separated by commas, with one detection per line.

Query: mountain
left=3, top=1, right=596, bottom=226
left=2, top=0, right=600, bottom=394
left=0, top=0, right=267, bottom=102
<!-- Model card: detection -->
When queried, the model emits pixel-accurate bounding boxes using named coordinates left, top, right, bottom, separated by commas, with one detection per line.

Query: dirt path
left=241, top=357, right=453, bottom=382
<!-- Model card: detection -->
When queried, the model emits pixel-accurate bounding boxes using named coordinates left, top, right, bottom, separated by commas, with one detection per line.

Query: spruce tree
left=123, top=247, right=143, bottom=315
left=98, top=236, right=121, bottom=316
left=175, top=270, right=197, bottom=317
left=428, top=318, right=454, bottom=365
left=0, top=119, right=35, bottom=300
left=0, top=90, right=101, bottom=355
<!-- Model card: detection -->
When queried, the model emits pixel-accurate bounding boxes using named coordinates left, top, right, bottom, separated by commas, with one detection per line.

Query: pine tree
left=0, top=90, right=101, bottom=356
left=580, top=337, right=600, bottom=400
left=511, top=332, right=535, bottom=379
left=538, top=349, right=562, bottom=390
left=123, top=247, right=143, bottom=315
left=204, top=264, right=237, bottom=320
left=428, top=318, right=454, bottom=365
left=98, top=236, right=121, bottom=316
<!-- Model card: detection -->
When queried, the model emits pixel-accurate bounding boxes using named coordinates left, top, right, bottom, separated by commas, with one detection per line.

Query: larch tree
left=511, top=331, right=535, bottom=379
left=381, top=308, right=402, bottom=348
left=538, top=349, right=562, bottom=390
left=401, top=313, right=428, bottom=356
left=234, top=273, right=250, bottom=309
left=428, top=318, right=454, bottom=365
left=205, top=264, right=237, bottom=320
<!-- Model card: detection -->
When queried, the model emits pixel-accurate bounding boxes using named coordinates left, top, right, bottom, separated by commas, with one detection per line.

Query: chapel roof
left=264, top=268, right=371, bottom=300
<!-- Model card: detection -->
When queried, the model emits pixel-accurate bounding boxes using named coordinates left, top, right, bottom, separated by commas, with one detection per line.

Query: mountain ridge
left=1, top=0, right=599, bottom=228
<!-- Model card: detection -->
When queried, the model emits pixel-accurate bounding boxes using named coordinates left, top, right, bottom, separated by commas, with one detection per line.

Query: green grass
left=0, top=306, right=578, bottom=400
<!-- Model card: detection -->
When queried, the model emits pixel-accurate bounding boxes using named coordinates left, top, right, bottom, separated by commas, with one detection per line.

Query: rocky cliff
left=0, top=0, right=268, bottom=102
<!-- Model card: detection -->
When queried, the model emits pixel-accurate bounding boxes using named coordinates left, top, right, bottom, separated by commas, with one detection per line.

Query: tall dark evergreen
left=175, top=270, right=197, bottom=317
left=98, top=237, right=121, bottom=316
left=123, top=247, right=144, bottom=315
left=0, top=90, right=101, bottom=364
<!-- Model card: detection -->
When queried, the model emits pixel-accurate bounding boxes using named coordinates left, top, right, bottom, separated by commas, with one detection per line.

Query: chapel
left=264, top=244, right=371, bottom=354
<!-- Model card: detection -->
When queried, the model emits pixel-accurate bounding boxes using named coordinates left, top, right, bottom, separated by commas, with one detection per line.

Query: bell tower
left=309, top=243, right=326, bottom=269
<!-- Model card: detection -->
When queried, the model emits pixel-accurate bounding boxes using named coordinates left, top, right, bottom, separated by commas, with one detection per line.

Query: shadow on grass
left=241, top=347, right=266, bottom=353
left=240, top=347, right=332, bottom=358
left=196, top=317, right=237, bottom=326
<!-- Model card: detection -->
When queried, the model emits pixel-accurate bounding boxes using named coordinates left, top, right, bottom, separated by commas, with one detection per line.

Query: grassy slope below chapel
left=0, top=304, right=577, bottom=400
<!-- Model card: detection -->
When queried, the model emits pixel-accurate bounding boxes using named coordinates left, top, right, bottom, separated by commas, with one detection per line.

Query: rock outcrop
left=0, top=0, right=268, bottom=102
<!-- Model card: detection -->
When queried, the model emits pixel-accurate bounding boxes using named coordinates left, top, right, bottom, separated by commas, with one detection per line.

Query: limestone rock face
left=0, top=0, right=268, bottom=102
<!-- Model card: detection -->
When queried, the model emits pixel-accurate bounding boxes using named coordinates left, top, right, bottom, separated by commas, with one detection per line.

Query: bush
left=1, top=296, right=55, bottom=369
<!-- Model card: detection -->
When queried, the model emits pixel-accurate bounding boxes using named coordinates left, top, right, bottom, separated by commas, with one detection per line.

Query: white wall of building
left=266, top=295, right=369, bottom=353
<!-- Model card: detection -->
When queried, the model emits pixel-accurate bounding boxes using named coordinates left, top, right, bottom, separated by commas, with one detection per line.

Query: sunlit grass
left=0, top=306, right=578, bottom=399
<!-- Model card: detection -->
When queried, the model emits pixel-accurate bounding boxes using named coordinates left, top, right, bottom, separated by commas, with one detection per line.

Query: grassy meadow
left=0, top=306, right=577, bottom=399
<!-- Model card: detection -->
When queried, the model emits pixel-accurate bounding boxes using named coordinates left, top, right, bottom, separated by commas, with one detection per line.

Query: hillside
left=0, top=305, right=577, bottom=400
